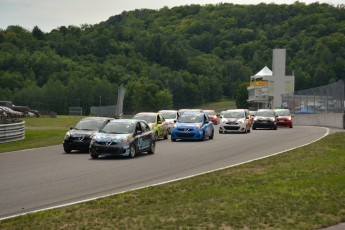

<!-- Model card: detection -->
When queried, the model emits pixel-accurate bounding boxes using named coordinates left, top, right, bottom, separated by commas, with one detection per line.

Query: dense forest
left=0, top=2, right=344, bottom=114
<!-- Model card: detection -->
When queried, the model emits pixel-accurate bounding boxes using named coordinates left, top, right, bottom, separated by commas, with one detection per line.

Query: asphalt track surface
left=0, top=126, right=328, bottom=220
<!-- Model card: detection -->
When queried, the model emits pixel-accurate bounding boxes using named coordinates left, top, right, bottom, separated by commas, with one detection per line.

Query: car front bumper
left=171, top=129, right=204, bottom=140
left=219, top=123, right=247, bottom=133
left=253, top=120, right=276, bottom=129
left=63, top=139, right=90, bottom=151
left=89, top=142, right=131, bottom=157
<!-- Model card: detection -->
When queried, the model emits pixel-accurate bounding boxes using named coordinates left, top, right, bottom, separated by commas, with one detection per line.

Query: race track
left=0, top=126, right=328, bottom=219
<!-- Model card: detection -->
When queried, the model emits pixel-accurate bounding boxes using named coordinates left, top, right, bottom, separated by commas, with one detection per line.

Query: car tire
left=252, top=126, right=256, bottom=130
left=129, top=144, right=136, bottom=158
left=200, top=131, right=205, bottom=141
left=273, top=125, right=277, bottom=130
left=164, top=132, right=168, bottom=140
left=90, top=154, right=98, bottom=159
left=64, top=147, right=71, bottom=153
left=171, top=138, right=176, bottom=142
left=209, top=129, right=214, bottom=139
left=148, top=141, right=155, bottom=154
left=290, top=124, right=293, bottom=128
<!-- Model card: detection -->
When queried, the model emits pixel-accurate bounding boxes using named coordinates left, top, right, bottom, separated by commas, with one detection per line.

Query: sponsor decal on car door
left=138, top=135, right=150, bottom=150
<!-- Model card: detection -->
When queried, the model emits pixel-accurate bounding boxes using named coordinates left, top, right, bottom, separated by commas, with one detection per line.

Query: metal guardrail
left=0, top=121, right=25, bottom=143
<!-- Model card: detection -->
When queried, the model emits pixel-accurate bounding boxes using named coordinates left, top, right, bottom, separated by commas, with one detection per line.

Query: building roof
left=255, top=66, right=272, bottom=76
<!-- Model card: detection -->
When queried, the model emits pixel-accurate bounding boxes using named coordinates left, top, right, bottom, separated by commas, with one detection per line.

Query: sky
left=0, top=0, right=343, bottom=32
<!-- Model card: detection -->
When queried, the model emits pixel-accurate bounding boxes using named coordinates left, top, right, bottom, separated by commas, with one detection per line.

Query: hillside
left=0, top=2, right=344, bottom=114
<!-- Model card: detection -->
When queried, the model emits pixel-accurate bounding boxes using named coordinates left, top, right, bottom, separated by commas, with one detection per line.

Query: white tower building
left=247, top=49, right=295, bottom=109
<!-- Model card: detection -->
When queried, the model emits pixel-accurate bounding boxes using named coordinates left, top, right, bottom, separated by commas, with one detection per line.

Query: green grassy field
left=0, top=116, right=81, bottom=153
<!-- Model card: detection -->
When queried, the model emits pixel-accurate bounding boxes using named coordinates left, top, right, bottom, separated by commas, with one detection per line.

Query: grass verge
left=0, top=116, right=81, bottom=153
left=1, top=132, right=344, bottom=229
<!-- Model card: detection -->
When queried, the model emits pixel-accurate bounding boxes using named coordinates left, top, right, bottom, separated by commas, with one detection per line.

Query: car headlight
left=253, top=117, right=258, bottom=121
left=238, top=119, right=244, bottom=124
left=120, top=136, right=131, bottom=142
left=195, top=124, right=201, bottom=129
left=270, top=117, right=275, bottom=121
left=64, top=132, right=70, bottom=139
left=90, top=136, right=97, bottom=145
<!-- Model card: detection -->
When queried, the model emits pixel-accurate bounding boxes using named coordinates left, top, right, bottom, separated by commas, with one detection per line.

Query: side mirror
left=70, top=126, right=73, bottom=130
left=136, top=130, right=142, bottom=135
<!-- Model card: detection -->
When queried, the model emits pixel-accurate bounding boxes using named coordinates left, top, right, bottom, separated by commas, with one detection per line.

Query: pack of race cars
left=63, top=108, right=293, bottom=159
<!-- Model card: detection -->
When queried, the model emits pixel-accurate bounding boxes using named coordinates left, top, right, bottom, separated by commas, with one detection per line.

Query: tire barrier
left=0, top=121, right=25, bottom=143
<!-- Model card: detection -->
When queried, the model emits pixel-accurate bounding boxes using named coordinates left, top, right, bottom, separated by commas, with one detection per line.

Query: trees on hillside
left=0, top=2, right=344, bottom=114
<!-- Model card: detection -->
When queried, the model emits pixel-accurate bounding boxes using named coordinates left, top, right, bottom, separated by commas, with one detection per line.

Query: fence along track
left=0, top=121, right=25, bottom=143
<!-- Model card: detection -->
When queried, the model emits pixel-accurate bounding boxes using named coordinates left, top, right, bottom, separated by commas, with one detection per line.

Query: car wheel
left=200, top=131, right=205, bottom=141
left=64, top=147, right=71, bottom=153
left=148, top=141, right=155, bottom=154
left=252, top=125, right=256, bottom=130
left=290, top=124, right=293, bottom=128
left=273, top=125, right=277, bottom=130
left=90, top=154, right=98, bottom=159
left=209, top=129, right=214, bottom=139
left=129, top=144, right=136, bottom=158
left=164, top=132, right=168, bottom=140
left=171, top=138, right=176, bottom=142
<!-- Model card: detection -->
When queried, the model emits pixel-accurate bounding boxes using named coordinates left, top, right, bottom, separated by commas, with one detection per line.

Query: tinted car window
left=140, top=121, right=151, bottom=132
left=75, top=120, right=105, bottom=130
left=275, top=110, right=291, bottom=116
left=256, top=110, right=275, bottom=117
left=223, top=111, right=244, bottom=119
left=102, top=122, right=134, bottom=134
left=133, top=114, right=155, bottom=123
left=160, top=111, right=176, bottom=119
left=179, top=114, right=203, bottom=123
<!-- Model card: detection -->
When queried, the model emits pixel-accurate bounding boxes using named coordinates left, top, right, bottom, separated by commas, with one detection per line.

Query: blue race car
left=89, top=119, right=155, bottom=159
left=170, top=112, right=214, bottom=141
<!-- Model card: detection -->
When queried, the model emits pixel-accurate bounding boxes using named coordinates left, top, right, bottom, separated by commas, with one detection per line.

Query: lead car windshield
left=274, top=110, right=291, bottom=116
left=101, top=122, right=134, bottom=134
left=223, top=111, right=244, bottom=119
left=75, top=120, right=105, bottom=130
left=133, top=115, right=155, bottom=123
left=178, top=114, right=203, bottom=123
left=160, top=112, right=176, bottom=119
left=256, top=110, right=275, bottom=117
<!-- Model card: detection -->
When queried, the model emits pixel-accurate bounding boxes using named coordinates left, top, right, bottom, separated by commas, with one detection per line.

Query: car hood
left=222, top=118, right=243, bottom=122
left=94, top=132, right=132, bottom=142
left=256, top=116, right=274, bottom=120
left=176, top=122, right=202, bottom=129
